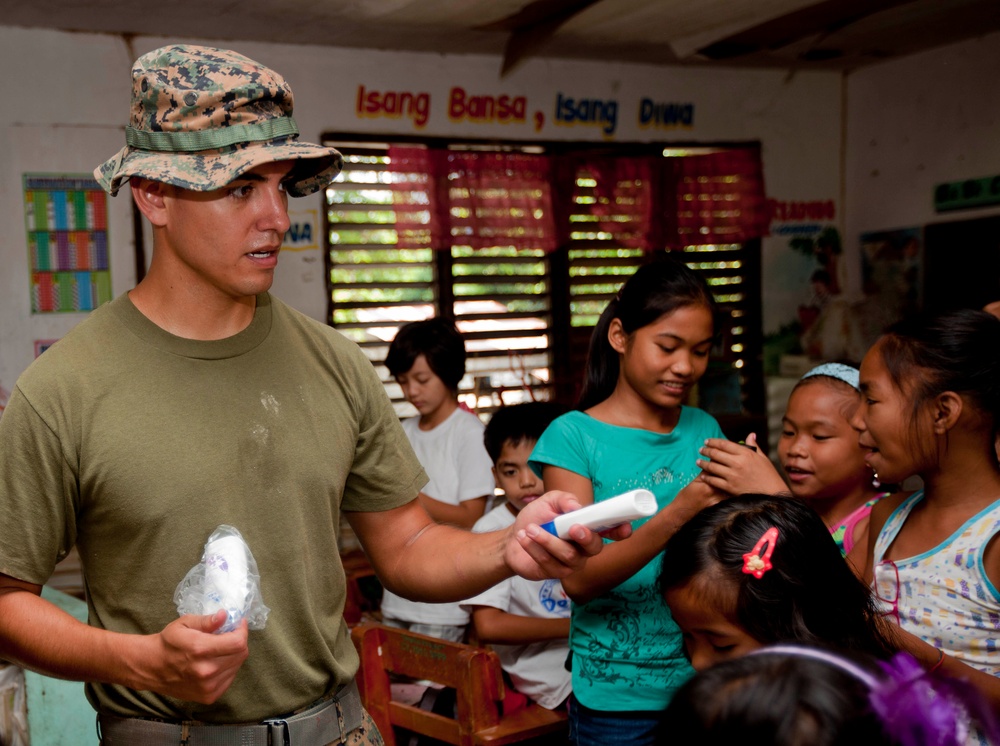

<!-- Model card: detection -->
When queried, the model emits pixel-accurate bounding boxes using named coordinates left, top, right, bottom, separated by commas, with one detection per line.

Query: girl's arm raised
left=544, top=465, right=723, bottom=604
left=470, top=606, right=570, bottom=645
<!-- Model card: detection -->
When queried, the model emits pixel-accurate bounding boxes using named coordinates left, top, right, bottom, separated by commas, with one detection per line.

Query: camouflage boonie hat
left=95, top=45, right=343, bottom=197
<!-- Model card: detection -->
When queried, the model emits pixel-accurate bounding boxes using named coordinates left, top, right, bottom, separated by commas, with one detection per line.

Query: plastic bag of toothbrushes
left=174, top=525, right=270, bottom=633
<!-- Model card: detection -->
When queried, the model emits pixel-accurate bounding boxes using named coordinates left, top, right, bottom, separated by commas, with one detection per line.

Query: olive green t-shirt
left=0, top=292, right=426, bottom=722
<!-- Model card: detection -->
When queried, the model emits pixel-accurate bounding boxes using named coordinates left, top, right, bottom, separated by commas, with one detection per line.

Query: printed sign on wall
left=23, top=173, right=112, bottom=313
left=34, top=339, right=59, bottom=357
left=282, top=208, right=320, bottom=252
left=354, top=83, right=695, bottom=139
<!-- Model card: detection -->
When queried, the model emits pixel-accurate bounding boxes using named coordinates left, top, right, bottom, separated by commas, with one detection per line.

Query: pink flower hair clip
left=742, top=527, right=779, bottom=578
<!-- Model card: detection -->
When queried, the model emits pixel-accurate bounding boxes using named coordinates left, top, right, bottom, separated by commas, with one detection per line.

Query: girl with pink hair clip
left=658, top=494, right=899, bottom=672
left=658, top=493, right=999, bottom=744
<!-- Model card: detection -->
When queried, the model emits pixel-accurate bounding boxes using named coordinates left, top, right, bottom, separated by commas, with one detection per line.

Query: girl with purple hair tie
left=661, top=644, right=999, bottom=745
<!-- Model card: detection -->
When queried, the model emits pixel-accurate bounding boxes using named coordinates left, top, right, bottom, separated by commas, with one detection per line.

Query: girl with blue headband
left=696, top=362, right=891, bottom=569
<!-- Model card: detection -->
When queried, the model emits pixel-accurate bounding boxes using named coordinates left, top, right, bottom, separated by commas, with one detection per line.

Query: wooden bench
left=351, top=623, right=568, bottom=746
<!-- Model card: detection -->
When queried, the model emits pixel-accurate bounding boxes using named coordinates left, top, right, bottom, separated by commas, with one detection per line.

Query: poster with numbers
left=23, top=173, right=112, bottom=313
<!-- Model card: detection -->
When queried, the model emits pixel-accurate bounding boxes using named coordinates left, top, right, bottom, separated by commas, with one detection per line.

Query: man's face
left=155, top=161, right=292, bottom=302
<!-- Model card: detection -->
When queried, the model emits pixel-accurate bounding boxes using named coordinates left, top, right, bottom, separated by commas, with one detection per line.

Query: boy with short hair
left=380, top=317, right=495, bottom=641
left=384, top=317, right=494, bottom=529
left=462, top=401, right=572, bottom=711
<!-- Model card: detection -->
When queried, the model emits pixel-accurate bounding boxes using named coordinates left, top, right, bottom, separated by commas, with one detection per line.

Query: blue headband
left=801, top=363, right=859, bottom=390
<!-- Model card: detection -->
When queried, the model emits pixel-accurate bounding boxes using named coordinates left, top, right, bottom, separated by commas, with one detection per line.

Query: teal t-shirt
left=529, top=408, right=724, bottom=711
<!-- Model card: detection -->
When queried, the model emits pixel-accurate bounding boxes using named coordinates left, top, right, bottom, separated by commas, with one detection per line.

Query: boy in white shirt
left=462, top=402, right=572, bottom=711
left=380, top=317, right=495, bottom=641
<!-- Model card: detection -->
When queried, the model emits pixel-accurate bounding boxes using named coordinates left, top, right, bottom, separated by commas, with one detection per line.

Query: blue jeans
left=568, top=695, right=662, bottom=746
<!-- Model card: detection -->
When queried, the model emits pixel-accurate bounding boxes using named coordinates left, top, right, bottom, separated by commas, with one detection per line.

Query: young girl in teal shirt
left=530, top=259, right=724, bottom=746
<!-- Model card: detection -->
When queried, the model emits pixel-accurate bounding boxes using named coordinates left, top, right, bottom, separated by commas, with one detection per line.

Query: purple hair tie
left=869, top=653, right=972, bottom=746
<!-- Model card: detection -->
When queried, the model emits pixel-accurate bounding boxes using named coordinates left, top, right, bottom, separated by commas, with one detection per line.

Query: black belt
left=97, top=679, right=364, bottom=746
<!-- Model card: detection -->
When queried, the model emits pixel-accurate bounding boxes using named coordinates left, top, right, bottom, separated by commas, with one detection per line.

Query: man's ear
left=608, top=318, right=628, bottom=354
left=931, top=391, right=964, bottom=434
left=129, top=177, right=169, bottom=227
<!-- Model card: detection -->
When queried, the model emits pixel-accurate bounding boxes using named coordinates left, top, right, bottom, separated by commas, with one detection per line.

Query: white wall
left=0, top=26, right=843, bottom=391
left=844, top=30, right=1000, bottom=298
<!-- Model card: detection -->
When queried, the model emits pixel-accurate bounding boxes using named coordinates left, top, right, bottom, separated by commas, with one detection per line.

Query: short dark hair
left=483, top=401, right=567, bottom=464
left=659, top=495, right=898, bottom=659
left=661, top=651, right=890, bottom=745
left=662, top=647, right=1000, bottom=746
left=385, top=317, right=466, bottom=391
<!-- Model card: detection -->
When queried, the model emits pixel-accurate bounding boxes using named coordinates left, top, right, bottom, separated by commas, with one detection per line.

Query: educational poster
left=23, top=173, right=112, bottom=313
left=760, top=198, right=842, bottom=374
left=858, top=227, right=922, bottom=350
left=282, top=208, right=320, bottom=251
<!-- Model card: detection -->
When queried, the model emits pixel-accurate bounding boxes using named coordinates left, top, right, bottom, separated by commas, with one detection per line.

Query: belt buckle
left=265, top=718, right=289, bottom=746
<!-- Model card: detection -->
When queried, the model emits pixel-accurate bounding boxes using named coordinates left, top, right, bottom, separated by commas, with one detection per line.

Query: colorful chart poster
left=24, top=173, right=111, bottom=313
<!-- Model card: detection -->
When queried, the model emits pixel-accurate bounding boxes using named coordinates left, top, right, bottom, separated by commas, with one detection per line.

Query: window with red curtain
left=564, top=155, right=660, bottom=250
left=661, top=148, right=769, bottom=248
left=384, top=145, right=442, bottom=250
left=386, top=146, right=769, bottom=253
left=386, top=146, right=559, bottom=252
left=327, top=137, right=767, bottom=435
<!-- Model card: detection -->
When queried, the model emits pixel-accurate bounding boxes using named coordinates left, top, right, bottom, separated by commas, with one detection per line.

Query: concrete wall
left=844, top=30, right=1000, bottom=298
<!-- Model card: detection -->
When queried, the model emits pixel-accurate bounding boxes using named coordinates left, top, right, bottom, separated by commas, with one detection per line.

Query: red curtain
left=569, top=155, right=660, bottom=250
left=386, top=145, right=768, bottom=252
left=386, top=146, right=558, bottom=251
left=662, top=149, right=768, bottom=248
left=385, top=146, right=443, bottom=250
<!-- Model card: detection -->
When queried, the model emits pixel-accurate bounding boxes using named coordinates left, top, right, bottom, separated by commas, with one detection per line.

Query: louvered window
left=324, top=142, right=554, bottom=418
left=323, top=136, right=766, bottom=439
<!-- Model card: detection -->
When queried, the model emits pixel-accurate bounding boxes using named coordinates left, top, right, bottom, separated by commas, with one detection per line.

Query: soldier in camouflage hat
left=95, top=44, right=342, bottom=197
left=0, top=43, right=606, bottom=746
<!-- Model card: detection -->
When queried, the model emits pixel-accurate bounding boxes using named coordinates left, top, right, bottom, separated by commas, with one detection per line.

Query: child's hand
left=670, top=477, right=727, bottom=527
left=696, top=433, right=788, bottom=496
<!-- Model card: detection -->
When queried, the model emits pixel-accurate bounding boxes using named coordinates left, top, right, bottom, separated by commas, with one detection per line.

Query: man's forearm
left=0, top=581, right=251, bottom=704
left=386, top=522, right=513, bottom=602
left=0, top=586, right=143, bottom=686
left=349, top=493, right=605, bottom=605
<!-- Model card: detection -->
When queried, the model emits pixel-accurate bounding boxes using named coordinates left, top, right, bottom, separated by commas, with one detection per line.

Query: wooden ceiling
left=3, top=0, right=998, bottom=74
